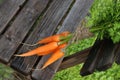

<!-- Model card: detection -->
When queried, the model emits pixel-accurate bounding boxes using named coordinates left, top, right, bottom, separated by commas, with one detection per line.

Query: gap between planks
left=10, top=0, right=73, bottom=76
left=0, top=0, right=27, bottom=35
left=0, top=0, right=50, bottom=63
left=31, top=0, right=94, bottom=80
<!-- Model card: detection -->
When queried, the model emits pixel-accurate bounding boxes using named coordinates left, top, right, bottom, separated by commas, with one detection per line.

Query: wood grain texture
left=0, top=0, right=49, bottom=63
left=80, top=40, right=105, bottom=76
left=96, top=39, right=118, bottom=71
left=11, top=0, right=73, bottom=75
left=58, top=0, right=94, bottom=33
left=58, top=48, right=91, bottom=71
left=0, top=0, right=26, bottom=34
left=32, top=0, right=94, bottom=80
left=115, top=44, right=120, bottom=64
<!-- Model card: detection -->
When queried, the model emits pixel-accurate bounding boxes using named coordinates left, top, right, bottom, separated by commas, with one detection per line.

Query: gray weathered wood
left=58, top=48, right=91, bottom=71
left=96, top=39, right=118, bottom=71
left=58, top=0, right=94, bottom=33
left=115, top=44, right=120, bottom=64
left=11, top=0, right=73, bottom=75
left=80, top=40, right=105, bottom=76
left=0, top=0, right=26, bottom=34
left=32, top=0, right=94, bottom=80
left=0, top=0, right=49, bottom=63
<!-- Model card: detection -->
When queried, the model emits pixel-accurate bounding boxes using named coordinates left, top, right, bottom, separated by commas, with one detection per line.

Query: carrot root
left=41, top=50, right=64, bottom=69
left=15, top=40, right=39, bottom=46
left=37, top=43, right=67, bottom=56
left=15, top=42, right=58, bottom=57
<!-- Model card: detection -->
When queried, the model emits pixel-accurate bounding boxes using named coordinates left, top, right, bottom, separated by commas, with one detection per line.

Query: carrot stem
left=90, top=26, right=112, bottom=32
left=59, top=34, right=73, bottom=40
left=58, top=34, right=73, bottom=45
left=37, top=31, right=70, bottom=44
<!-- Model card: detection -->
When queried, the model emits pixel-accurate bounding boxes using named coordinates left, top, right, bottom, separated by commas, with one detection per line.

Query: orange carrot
left=59, top=31, right=70, bottom=36
left=41, top=50, right=64, bottom=69
left=37, top=43, right=67, bottom=56
left=37, top=31, right=70, bottom=44
left=15, top=42, right=58, bottom=57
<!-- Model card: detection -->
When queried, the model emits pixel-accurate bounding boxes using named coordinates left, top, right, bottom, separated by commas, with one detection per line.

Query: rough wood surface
left=58, top=0, right=94, bottom=33
left=96, top=39, right=118, bottom=71
left=115, top=44, right=120, bottom=64
left=0, top=0, right=26, bottom=34
left=80, top=40, right=105, bottom=76
left=11, top=0, right=73, bottom=75
left=58, top=48, right=91, bottom=71
left=0, top=0, right=49, bottom=63
left=32, top=0, right=94, bottom=80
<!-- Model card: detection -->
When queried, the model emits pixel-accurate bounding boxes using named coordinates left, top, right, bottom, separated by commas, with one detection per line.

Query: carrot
left=37, top=43, right=67, bottom=56
left=15, top=42, right=58, bottom=57
left=37, top=31, right=70, bottom=44
left=59, top=31, right=70, bottom=36
left=41, top=50, right=64, bottom=69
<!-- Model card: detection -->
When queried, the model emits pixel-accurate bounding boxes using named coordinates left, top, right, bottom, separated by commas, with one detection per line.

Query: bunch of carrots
left=15, top=31, right=72, bottom=69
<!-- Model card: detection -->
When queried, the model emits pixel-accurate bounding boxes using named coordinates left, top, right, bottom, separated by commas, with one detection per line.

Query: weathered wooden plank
left=32, top=0, right=94, bottom=80
left=58, top=0, right=94, bottom=33
left=80, top=40, right=104, bottom=76
left=11, top=0, right=73, bottom=75
left=0, top=0, right=26, bottom=34
left=96, top=39, right=118, bottom=71
left=58, top=47, right=91, bottom=71
left=115, top=44, right=120, bottom=64
left=0, top=0, right=50, bottom=63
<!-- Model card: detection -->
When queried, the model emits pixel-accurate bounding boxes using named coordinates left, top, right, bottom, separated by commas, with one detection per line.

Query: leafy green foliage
left=0, top=64, right=14, bottom=80
left=0, top=0, right=3, bottom=4
left=87, top=0, right=120, bottom=43
left=54, top=37, right=120, bottom=80
left=54, top=1, right=120, bottom=79
left=65, top=37, right=96, bottom=56
left=54, top=37, right=95, bottom=80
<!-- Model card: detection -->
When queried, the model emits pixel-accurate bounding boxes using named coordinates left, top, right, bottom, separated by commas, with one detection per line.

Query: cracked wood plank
left=0, top=0, right=26, bottom=34
left=0, top=0, right=49, bottom=63
left=11, top=0, right=73, bottom=75
left=31, top=0, right=94, bottom=80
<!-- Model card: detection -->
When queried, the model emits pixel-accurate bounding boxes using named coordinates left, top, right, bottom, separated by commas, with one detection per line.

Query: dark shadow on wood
left=58, top=47, right=91, bottom=71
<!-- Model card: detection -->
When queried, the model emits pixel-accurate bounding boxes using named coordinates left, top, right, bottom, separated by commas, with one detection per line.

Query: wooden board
left=58, top=47, right=91, bottom=71
left=0, top=0, right=50, bottom=63
left=11, top=0, right=73, bottom=75
left=115, top=44, right=120, bottom=64
left=96, top=39, right=118, bottom=71
left=0, top=0, right=26, bottom=34
left=58, top=0, right=94, bottom=33
left=80, top=40, right=105, bottom=76
left=32, top=0, right=94, bottom=80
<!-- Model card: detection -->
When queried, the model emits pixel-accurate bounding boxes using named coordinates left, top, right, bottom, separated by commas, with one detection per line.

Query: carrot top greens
left=87, top=0, right=120, bottom=43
